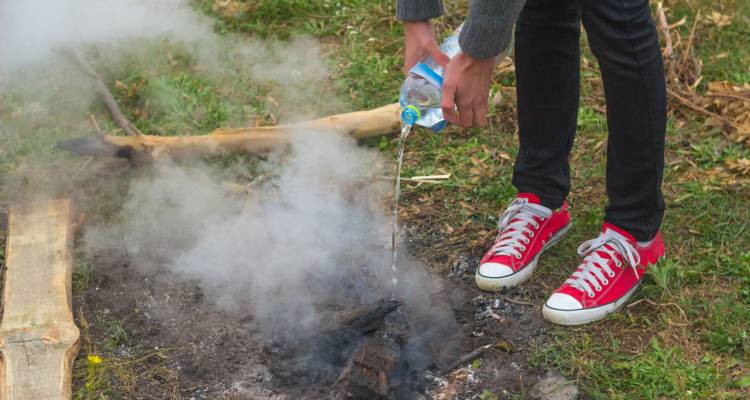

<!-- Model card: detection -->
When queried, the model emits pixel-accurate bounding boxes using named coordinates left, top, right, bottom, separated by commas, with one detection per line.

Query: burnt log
left=269, top=299, right=401, bottom=388
left=335, top=334, right=401, bottom=399
left=334, top=308, right=430, bottom=400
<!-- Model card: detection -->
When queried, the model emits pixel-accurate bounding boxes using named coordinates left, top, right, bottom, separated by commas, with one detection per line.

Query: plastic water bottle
left=399, top=24, right=463, bottom=131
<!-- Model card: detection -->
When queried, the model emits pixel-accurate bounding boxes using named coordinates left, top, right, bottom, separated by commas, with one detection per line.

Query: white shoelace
left=490, top=199, right=552, bottom=260
left=566, top=231, right=641, bottom=298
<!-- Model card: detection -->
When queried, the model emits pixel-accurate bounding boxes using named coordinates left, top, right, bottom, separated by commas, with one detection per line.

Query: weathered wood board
left=0, top=199, right=79, bottom=400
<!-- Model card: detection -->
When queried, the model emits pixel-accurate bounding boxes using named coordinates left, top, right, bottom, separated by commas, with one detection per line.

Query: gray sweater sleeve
left=459, top=0, right=527, bottom=59
left=397, top=0, right=527, bottom=60
left=396, top=0, right=444, bottom=21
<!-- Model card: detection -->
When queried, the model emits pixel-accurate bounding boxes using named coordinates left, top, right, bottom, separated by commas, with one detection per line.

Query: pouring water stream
left=389, top=123, right=411, bottom=299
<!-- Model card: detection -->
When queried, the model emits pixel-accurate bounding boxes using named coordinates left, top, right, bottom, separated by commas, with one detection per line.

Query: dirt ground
left=73, top=225, right=553, bottom=400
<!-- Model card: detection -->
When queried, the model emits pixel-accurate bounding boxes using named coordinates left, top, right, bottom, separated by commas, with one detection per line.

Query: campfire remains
left=269, top=299, right=450, bottom=400
left=52, top=52, right=466, bottom=400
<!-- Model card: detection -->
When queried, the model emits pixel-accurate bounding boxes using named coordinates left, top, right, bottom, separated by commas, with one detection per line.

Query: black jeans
left=511, top=0, right=666, bottom=241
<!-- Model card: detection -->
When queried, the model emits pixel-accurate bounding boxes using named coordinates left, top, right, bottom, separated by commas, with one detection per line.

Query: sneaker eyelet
left=515, top=254, right=521, bottom=260
left=588, top=293, right=595, bottom=298
left=601, top=279, right=609, bottom=285
left=615, top=261, right=622, bottom=267
left=520, top=245, right=526, bottom=251
left=523, top=238, right=530, bottom=244
left=608, top=271, right=615, bottom=278
left=594, top=286, right=602, bottom=292
left=529, top=232, right=535, bottom=237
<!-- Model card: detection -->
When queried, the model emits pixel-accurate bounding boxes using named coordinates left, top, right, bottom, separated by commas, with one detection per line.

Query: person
left=397, top=0, right=666, bottom=326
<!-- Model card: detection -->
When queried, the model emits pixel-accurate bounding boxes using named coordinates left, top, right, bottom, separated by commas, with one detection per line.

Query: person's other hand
left=403, top=20, right=449, bottom=73
left=441, top=53, right=495, bottom=128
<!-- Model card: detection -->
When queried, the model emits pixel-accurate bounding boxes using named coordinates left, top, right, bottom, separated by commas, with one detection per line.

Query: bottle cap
left=400, top=105, right=421, bottom=126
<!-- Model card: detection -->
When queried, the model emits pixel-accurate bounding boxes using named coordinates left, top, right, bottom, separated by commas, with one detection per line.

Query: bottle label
left=409, top=63, right=443, bottom=87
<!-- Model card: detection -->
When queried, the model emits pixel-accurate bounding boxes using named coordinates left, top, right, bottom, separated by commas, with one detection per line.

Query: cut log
left=58, top=103, right=401, bottom=164
left=0, top=199, right=79, bottom=400
left=269, top=299, right=401, bottom=388
left=335, top=334, right=401, bottom=399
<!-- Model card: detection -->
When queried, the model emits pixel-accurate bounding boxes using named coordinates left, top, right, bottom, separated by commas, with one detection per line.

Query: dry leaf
left=726, top=158, right=750, bottom=176
left=703, top=11, right=733, bottom=28
left=212, top=0, right=251, bottom=17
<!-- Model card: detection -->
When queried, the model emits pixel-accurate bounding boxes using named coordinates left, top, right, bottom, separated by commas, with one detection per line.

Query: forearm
left=459, top=0, right=527, bottom=59
left=397, top=0, right=444, bottom=21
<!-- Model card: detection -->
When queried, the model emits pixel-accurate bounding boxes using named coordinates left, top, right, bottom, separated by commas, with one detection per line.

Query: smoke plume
left=0, top=0, right=211, bottom=72
left=84, top=129, right=455, bottom=342
left=3, top=0, right=457, bottom=364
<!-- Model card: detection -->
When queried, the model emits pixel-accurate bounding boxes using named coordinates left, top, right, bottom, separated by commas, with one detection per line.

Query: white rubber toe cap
left=545, top=293, right=583, bottom=311
left=477, top=262, right=514, bottom=278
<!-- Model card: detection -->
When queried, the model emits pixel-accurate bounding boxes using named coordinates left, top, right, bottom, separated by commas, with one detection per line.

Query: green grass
left=670, top=0, right=750, bottom=84
left=535, top=334, right=731, bottom=399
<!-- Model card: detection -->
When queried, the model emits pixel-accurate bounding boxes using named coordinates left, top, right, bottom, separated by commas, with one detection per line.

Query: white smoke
left=84, top=132, right=453, bottom=339
left=0, top=0, right=211, bottom=72
left=2, top=0, right=456, bottom=345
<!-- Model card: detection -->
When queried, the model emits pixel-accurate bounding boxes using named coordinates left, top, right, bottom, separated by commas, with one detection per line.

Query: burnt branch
left=68, top=49, right=144, bottom=137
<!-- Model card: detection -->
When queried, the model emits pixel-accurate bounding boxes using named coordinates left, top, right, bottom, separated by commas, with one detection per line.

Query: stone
left=529, top=370, right=579, bottom=400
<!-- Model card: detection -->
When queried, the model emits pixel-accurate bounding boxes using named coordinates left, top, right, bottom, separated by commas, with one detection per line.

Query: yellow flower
left=87, top=355, right=103, bottom=365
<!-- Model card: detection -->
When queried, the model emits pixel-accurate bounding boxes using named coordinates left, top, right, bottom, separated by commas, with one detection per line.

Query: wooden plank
left=0, top=199, right=79, bottom=400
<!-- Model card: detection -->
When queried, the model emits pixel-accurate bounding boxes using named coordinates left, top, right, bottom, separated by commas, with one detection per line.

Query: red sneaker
left=542, top=223, right=665, bottom=326
left=475, top=193, right=572, bottom=291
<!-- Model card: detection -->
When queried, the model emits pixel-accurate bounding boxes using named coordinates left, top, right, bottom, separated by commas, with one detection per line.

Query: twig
left=667, top=88, right=741, bottom=131
left=704, top=92, right=750, bottom=103
left=68, top=50, right=143, bottom=137
left=375, top=174, right=451, bottom=184
left=89, top=114, right=102, bottom=134
left=627, top=298, right=689, bottom=326
left=410, top=174, right=450, bottom=180
left=443, top=343, right=494, bottom=372
left=501, top=296, right=537, bottom=307
left=71, top=157, right=93, bottom=180
left=680, top=10, right=700, bottom=75
left=657, top=2, right=673, bottom=58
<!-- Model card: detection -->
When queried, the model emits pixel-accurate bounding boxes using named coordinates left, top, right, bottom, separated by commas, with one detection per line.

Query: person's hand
left=441, top=52, right=495, bottom=128
left=403, top=21, right=449, bottom=73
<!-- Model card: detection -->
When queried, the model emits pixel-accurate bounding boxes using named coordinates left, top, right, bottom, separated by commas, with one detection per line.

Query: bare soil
left=74, top=230, right=552, bottom=400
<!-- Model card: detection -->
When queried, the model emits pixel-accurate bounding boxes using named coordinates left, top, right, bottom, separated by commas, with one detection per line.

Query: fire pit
left=267, top=298, right=459, bottom=400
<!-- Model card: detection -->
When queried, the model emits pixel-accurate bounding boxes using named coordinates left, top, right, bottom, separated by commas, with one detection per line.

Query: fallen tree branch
left=68, top=50, right=144, bottom=137
left=657, top=2, right=673, bottom=58
left=58, top=103, right=401, bottom=164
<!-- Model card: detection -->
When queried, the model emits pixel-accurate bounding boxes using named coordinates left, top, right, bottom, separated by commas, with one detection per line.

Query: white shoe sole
left=542, top=273, right=648, bottom=326
left=475, top=222, right=572, bottom=292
